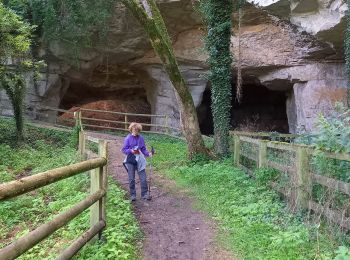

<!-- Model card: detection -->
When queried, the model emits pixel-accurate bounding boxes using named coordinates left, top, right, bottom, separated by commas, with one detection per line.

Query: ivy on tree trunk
left=200, top=0, right=233, bottom=156
left=0, top=72, right=26, bottom=142
left=122, top=0, right=208, bottom=159
left=346, top=0, right=350, bottom=105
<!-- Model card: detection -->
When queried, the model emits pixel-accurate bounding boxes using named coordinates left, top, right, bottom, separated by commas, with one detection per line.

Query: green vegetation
left=0, top=3, right=34, bottom=142
left=346, top=0, right=350, bottom=92
left=4, top=0, right=207, bottom=158
left=122, top=0, right=208, bottom=158
left=4, top=0, right=116, bottom=64
left=200, top=0, right=233, bottom=156
left=0, top=118, right=140, bottom=259
left=148, top=134, right=348, bottom=259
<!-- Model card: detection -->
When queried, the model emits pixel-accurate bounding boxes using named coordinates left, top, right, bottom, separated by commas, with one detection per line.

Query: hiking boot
left=142, top=195, right=151, bottom=201
left=130, top=195, right=136, bottom=202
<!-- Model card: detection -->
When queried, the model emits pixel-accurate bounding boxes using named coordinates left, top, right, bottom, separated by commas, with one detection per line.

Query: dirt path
left=87, top=132, right=235, bottom=260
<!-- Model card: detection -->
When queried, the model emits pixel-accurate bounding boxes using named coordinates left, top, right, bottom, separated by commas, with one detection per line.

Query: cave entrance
left=197, top=81, right=290, bottom=135
left=58, top=74, right=152, bottom=129
left=59, top=80, right=151, bottom=112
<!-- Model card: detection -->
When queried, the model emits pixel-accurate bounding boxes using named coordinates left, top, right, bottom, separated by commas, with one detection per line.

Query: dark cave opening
left=59, top=81, right=150, bottom=110
left=197, top=82, right=290, bottom=135
left=58, top=80, right=152, bottom=129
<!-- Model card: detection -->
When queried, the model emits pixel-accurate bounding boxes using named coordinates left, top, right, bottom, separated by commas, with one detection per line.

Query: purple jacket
left=122, top=134, right=150, bottom=157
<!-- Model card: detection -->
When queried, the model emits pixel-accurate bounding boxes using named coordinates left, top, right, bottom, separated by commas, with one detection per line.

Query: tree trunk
left=1, top=72, right=25, bottom=143
left=200, top=0, right=233, bottom=156
left=346, top=0, right=350, bottom=105
left=13, top=95, right=24, bottom=142
left=122, top=0, right=208, bottom=158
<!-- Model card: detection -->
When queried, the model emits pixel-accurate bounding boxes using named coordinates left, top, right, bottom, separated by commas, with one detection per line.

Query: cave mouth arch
left=58, top=65, right=153, bottom=129
left=197, top=81, right=290, bottom=135
left=58, top=63, right=153, bottom=114
left=59, top=80, right=151, bottom=112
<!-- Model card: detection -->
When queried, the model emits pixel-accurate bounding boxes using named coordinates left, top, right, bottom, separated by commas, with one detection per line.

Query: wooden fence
left=231, top=131, right=350, bottom=230
left=28, top=105, right=182, bottom=137
left=0, top=139, right=108, bottom=260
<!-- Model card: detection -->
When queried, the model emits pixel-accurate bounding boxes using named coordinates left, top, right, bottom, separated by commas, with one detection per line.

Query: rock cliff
left=0, top=0, right=347, bottom=133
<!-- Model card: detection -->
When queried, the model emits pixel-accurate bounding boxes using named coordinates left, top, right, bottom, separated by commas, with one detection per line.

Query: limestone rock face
left=261, top=63, right=347, bottom=132
left=247, top=0, right=347, bottom=50
left=0, top=0, right=347, bottom=134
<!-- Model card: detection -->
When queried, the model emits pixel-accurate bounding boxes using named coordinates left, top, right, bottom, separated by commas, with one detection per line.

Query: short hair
left=128, top=122, right=142, bottom=133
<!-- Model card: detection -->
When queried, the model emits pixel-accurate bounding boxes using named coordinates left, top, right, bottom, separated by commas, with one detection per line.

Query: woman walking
left=122, top=122, right=152, bottom=201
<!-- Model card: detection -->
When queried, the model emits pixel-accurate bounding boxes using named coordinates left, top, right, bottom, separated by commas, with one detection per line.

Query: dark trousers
left=125, top=163, right=148, bottom=197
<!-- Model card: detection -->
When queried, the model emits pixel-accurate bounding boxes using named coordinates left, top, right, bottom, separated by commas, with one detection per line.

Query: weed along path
left=87, top=132, right=234, bottom=260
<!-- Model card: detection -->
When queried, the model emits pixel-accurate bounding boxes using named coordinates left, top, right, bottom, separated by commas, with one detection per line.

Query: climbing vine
left=346, top=0, right=350, bottom=103
left=236, top=0, right=245, bottom=102
left=200, top=0, right=234, bottom=156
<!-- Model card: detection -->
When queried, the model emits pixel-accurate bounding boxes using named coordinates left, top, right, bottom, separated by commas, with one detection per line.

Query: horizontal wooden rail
left=313, top=151, right=350, bottom=162
left=0, top=189, right=106, bottom=260
left=81, top=116, right=177, bottom=130
left=81, top=108, right=166, bottom=118
left=81, top=117, right=127, bottom=125
left=231, top=130, right=298, bottom=139
left=82, top=124, right=183, bottom=139
left=312, top=173, right=350, bottom=196
left=267, top=141, right=298, bottom=152
left=57, top=220, right=106, bottom=260
left=239, top=136, right=260, bottom=145
left=86, top=135, right=100, bottom=144
left=0, top=157, right=106, bottom=201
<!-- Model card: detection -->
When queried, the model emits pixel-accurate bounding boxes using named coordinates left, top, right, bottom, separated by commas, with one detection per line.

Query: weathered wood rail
left=231, top=131, right=350, bottom=230
left=0, top=138, right=108, bottom=260
left=28, top=105, right=182, bottom=137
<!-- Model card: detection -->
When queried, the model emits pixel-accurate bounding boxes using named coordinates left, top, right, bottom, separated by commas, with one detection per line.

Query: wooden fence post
left=78, top=131, right=86, bottom=157
left=124, top=115, right=128, bottom=130
left=295, top=145, right=311, bottom=210
left=258, top=140, right=268, bottom=168
left=74, top=109, right=83, bottom=130
left=233, top=135, right=240, bottom=166
left=90, top=139, right=107, bottom=242
left=99, top=140, right=108, bottom=234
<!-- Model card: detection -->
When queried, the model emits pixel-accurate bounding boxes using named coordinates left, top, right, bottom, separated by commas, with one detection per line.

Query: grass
left=4, top=120, right=345, bottom=259
left=0, top=118, right=140, bottom=259
left=146, top=134, right=348, bottom=260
